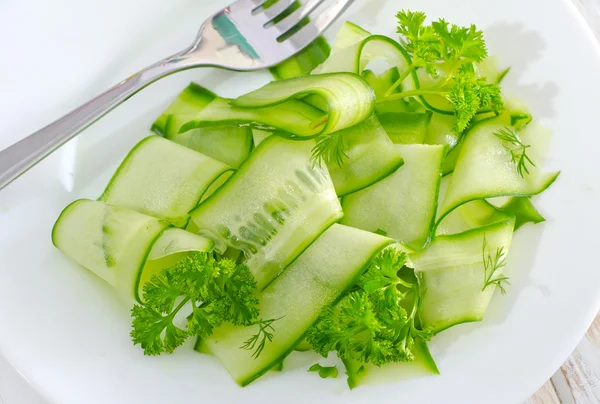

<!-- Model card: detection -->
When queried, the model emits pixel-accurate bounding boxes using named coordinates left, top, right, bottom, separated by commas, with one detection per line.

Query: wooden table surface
left=528, top=315, right=600, bottom=403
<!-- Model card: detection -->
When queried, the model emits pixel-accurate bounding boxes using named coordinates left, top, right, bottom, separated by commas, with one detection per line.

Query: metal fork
left=0, top=0, right=353, bottom=190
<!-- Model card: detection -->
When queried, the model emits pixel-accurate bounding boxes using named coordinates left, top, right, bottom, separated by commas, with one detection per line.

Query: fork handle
left=0, top=51, right=195, bottom=191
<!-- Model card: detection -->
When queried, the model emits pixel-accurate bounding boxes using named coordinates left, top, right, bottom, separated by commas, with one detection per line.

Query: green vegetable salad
left=52, top=10, right=559, bottom=389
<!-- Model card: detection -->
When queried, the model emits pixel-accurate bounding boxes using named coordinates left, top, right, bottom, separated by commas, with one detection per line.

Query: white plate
left=0, top=0, right=599, bottom=403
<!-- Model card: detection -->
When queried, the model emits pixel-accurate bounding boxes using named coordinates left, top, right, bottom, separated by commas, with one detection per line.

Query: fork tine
left=228, top=0, right=264, bottom=14
left=257, top=0, right=298, bottom=20
left=248, top=0, right=270, bottom=7
left=270, top=0, right=325, bottom=33
left=283, top=0, right=354, bottom=47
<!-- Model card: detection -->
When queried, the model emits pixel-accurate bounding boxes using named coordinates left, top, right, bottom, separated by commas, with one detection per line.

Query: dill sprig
left=482, top=235, right=510, bottom=294
left=240, top=317, right=284, bottom=359
left=493, top=127, right=536, bottom=178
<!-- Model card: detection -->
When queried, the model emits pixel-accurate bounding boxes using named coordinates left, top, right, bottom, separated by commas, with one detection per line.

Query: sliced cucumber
left=441, top=139, right=462, bottom=176
left=139, top=227, right=214, bottom=300
left=200, top=170, right=234, bottom=204
left=197, top=224, right=393, bottom=386
left=436, top=198, right=514, bottom=236
left=437, top=117, right=560, bottom=222
left=188, top=135, right=343, bottom=290
left=331, top=21, right=371, bottom=51
left=252, top=129, right=273, bottom=147
left=425, top=112, right=460, bottom=149
left=52, top=200, right=213, bottom=302
left=412, top=220, right=515, bottom=333
left=477, top=56, right=510, bottom=85
left=270, top=37, right=331, bottom=80
left=152, top=84, right=253, bottom=168
left=362, top=67, right=426, bottom=115
left=342, top=144, right=445, bottom=250
left=438, top=116, right=498, bottom=176
left=401, top=66, right=455, bottom=114
left=327, top=115, right=404, bottom=196
left=165, top=121, right=253, bottom=169
left=495, top=197, right=545, bottom=230
left=362, top=68, right=414, bottom=114
left=378, top=112, right=431, bottom=144
left=439, top=99, right=534, bottom=177
left=220, top=247, right=244, bottom=264
left=250, top=116, right=403, bottom=197
left=180, top=97, right=325, bottom=139
left=343, top=339, right=439, bottom=389
left=294, top=339, right=312, bottom=352
left=151, top=83, right=216, bottom=136
left=313, top=35, right=411, bottom=77
left=99, top=136, right=232, bottom=227
left=435, top=175, right=515, bottom=236
left=233, top=73, right=375, bottom=137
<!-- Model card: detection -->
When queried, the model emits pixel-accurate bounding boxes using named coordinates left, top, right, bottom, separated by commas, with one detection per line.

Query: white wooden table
left=0, top=1, right=599, bottom=403
left=529, top=314, right=600, bottom=403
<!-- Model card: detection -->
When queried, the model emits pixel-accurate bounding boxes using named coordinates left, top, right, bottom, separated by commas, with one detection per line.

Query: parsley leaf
left=308, top=364, right=339, bottom=379
left=396, top=11, right=441, bottom=76
left=386, top=10, right=504, bottom=133
left=431, top=19, right=487, bottom=63
left=448, top=64, right=503, bottom=132
left=306, top=248, right=432, bottom=367
left=131, top=252, right=259, bottom=356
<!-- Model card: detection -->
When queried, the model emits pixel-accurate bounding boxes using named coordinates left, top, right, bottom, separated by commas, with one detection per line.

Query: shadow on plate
left=486, top=22, right=559, bottom=119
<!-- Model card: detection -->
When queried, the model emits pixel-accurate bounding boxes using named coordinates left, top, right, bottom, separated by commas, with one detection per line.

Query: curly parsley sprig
left=384, top=10, right=504, bottom=133
left=131, top=253, right=260, bottom=356
left=307, top=248, right=432, bottom=367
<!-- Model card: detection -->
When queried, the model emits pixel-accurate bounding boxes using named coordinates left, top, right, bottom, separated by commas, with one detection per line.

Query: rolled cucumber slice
left=152, top=83, right=253, bottom=168
left=181, top=74, right=375, bottom=140
left=412, top=220, right=515, bottom=334
left=139, top=227, right=214, bottom=299
left=331, top=21, right=371, bottom=51
left=188, top=135, right=343, bottom=290
left=151, top=83, right=216, bottom=136
left=165, top=119, right=253, bottom=169
left=180, top=97, right=325, bottom=139
left=232, top=73, right=375, bottom=138
left=341, top=144, right=445, bottom=250
left=52, top=200, right=214, bottom=302
left=99, top=136, right=232, bottom=227
left=362, top=68, right=415, bottom=115
left=437, top=117, right=560, bottom=223
left=197, top=224, right=393, bottom=386
left=313, top=35, right=411, bottom=77
left=327, top=114, right=404, bottom=196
